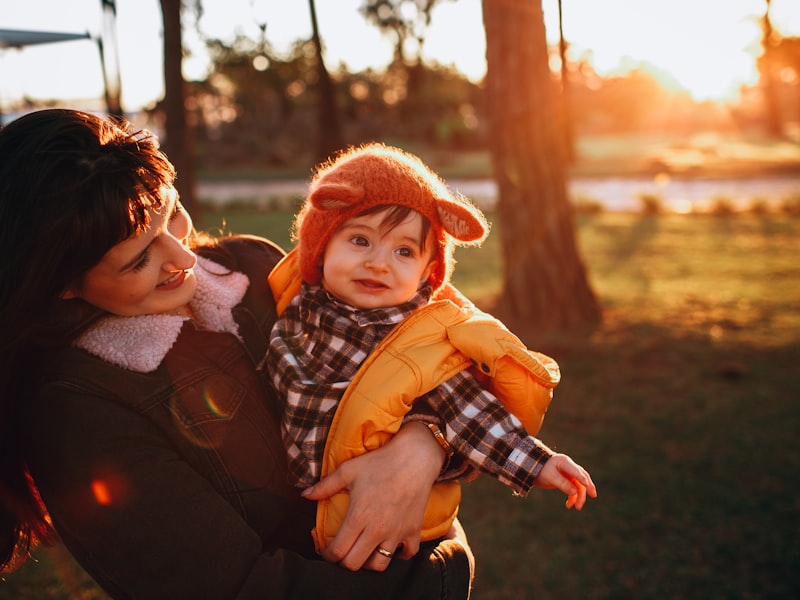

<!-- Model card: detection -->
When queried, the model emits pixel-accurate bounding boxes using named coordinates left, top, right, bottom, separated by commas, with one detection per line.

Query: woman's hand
left=300, top=421, right=445, bottom=571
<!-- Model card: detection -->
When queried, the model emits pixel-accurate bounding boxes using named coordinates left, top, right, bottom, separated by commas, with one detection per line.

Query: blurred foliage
left=140, top=6, right=800, bottom=175
left=183, top=34, right=486, bottom=173
left=359, top=0, right=456, bottom=67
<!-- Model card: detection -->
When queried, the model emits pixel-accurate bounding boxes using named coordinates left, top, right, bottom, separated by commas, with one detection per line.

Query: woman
left=0, top=109, right=472, bottom=599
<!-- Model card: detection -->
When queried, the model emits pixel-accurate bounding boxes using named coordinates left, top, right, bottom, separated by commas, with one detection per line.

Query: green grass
left=457, top=213, right=800, bottom=599
left=3, top=212, right=799, bottom=599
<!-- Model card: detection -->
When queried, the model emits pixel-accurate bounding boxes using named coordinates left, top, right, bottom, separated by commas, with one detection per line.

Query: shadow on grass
left=458, top=313, right=800, bottom=599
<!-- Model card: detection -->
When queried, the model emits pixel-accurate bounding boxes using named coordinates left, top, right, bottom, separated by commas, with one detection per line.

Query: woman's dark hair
left=0, top=109, right=177, bottom=572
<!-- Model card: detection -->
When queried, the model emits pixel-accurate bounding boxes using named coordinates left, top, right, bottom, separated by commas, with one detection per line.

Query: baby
left=266, top=143, right=597, bottom=554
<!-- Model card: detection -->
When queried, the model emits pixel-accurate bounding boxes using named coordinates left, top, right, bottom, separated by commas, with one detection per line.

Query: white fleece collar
left=73, top=256, right=250, bottom=373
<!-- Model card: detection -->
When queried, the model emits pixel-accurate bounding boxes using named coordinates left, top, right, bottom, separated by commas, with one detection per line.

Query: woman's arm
left=25, top=389, right=469, bottom=599
left=301, top=421, right=469, bottom=571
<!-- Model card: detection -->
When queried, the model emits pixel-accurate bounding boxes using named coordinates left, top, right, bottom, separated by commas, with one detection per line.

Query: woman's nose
left=163, top=237, right=197, bottom=272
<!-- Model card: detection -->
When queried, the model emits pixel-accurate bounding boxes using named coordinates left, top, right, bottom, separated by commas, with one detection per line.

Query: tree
left=360, top=0, right=441, bottom=65
left=99, top=0, right=124, bottom=118
left=308, top=0, right=343, bottom=163
left=760, top=0, right=783, bottom=137
left=481, top=0, right=600, bottom=332
left=359, top=0, right=453, bottom=101
left=160, top=0, right=199, bottom=218
left=556, top=0, right=574, bottom=162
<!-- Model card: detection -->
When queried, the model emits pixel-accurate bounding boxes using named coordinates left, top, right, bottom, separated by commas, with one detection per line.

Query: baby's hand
left=533, top=453, right=597, bottom=510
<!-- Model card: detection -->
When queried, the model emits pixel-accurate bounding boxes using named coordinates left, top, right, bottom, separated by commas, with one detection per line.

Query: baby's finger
left=563, top=477, right=581, bottom=509
left=565, top=492, right=578, bottom=509
left=573, top=482, right=588, bottom=510
left=575, top=469, right=598, bottom=500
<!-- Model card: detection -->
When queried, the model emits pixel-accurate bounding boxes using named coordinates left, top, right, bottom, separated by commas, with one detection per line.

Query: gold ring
left=376, top=547, right=394, bottom=558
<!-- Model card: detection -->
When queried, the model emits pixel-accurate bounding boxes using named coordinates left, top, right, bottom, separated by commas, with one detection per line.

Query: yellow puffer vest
left=269, top=249, right=561, bottom=552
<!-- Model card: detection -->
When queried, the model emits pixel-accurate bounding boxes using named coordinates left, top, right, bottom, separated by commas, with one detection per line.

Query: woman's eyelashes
left=132, top=252, right=151, bottom=272
left=131, top=200, right=182, bottom=272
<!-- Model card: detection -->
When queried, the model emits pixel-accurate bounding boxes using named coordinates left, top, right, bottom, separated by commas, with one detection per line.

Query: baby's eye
left=395, top=247, right=414, bottom=258
left=350, top=236, right=369, bottom=247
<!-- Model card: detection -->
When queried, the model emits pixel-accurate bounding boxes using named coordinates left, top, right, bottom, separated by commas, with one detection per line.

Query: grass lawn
left=455, top=213, right=800, bottom=599
left=2, top=211, right=798, bottom=599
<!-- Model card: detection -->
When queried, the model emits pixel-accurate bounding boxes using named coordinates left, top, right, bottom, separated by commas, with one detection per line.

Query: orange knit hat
left=293, top=143, right=489, bottom=292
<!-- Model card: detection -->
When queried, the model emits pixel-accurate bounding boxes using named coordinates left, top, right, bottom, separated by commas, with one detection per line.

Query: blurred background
left=3, top=0, right=799, bottom=181
left=1, top=1, right=799, bottom=598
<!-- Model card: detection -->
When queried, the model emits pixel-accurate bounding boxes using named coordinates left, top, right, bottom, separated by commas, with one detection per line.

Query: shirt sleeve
left=415, top=370, right=554, bottom=495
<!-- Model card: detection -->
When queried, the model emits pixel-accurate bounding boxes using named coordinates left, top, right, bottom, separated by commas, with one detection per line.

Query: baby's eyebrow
left=398, top=234, right=422, bottom=247
left=340, top=222, right=376, bottom=234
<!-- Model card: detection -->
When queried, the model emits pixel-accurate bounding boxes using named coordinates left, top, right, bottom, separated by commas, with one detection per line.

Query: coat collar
left=72, top=256, right=250, bottom=373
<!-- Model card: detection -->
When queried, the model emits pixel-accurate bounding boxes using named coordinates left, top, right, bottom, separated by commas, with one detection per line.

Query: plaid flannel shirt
left=267, top=283, right=552, bottom=494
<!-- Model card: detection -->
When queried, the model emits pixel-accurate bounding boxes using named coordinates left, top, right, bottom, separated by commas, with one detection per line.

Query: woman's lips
left=156, top=269, right=187, bottom=291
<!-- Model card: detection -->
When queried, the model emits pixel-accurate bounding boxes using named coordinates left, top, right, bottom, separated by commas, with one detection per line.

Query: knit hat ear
left=311, top=180, right=488, bottom=246
left=435, top=192, right=488, bottom=244
left=308, top=182, right=363, bottom=211
left=294, top=143, right=490, bottom=291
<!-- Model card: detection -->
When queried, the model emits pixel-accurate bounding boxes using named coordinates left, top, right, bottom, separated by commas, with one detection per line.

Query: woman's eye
left=132, top=252, right=151, bottom=272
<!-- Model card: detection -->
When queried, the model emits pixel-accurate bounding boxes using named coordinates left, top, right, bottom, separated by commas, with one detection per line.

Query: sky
left=1, top=0, right=800, bottom=112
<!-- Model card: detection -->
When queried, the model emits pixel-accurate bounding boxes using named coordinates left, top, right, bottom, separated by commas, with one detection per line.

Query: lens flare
left=91, top=480, right=112, bottom=506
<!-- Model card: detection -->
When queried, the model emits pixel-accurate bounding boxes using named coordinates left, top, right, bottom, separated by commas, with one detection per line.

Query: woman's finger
left=301, top=468, right=349, bottom=501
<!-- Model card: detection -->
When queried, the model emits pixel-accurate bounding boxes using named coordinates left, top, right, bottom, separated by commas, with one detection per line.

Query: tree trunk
left=761, top=0, right=783, bottom=137
left=99, top=0, right=123, bottom=118
left=482, top=0, right=600, bottom=333
left=160, top=0, right=199, bottom=219
left=308, top=0, right=343, bottom=163
left=557, top=0, right=574, bottom=163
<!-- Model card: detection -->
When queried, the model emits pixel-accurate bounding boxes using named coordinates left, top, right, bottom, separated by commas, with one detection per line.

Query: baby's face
left=321, top=210, right=435, bottom=309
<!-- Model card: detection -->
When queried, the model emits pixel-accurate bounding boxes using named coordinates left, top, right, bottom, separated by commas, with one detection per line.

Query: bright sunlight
left=2, top=0, right=799, bottom=109
left=549, top=0, right=773, bottom=102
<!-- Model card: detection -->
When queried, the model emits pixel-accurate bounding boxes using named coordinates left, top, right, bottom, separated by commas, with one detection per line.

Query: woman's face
left=64, top=186, right=198, bottom=316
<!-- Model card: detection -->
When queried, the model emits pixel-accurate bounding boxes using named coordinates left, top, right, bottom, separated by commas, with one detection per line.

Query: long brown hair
left=0, top=109, right=177, bottom=572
